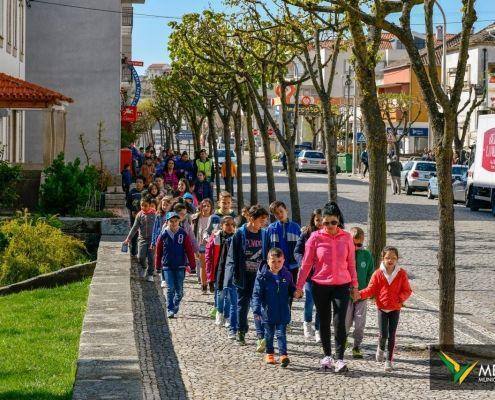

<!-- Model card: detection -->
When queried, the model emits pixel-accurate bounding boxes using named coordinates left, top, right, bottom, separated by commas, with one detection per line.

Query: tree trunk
left=233, top=110, right=244, bottom=213
left=246, top=102, right=258, bottom=205
left=285, top=144, right=301, bottom=225
left=394, top=140, right=401, bottom=159
left=435, top=114, right=456, bottom=347
left=207, top=112, right=222, bottom=200
left=222, top=119, right=233, bottom=195
left=321, top=101, right=338, bottom=202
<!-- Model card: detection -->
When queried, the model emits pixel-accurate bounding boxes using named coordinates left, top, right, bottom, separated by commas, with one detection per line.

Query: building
left=1, top=0, right=72, bottom=165
left=24, top=0, right=144, bottom=176
left=140, top=63, right=171, bottom=99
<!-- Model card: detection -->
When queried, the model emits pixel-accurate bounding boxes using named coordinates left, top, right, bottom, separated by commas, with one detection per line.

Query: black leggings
left=378, top=309, right=400, bottom=361
left=312, top=282, right=350, bottom=360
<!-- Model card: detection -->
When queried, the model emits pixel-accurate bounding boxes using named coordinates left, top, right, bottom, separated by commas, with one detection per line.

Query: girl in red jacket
left=355, top=246, right=412, bottom=372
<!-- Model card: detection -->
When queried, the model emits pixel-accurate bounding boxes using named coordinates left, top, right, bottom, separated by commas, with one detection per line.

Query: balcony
left=122, top=8, right=133, bottom=27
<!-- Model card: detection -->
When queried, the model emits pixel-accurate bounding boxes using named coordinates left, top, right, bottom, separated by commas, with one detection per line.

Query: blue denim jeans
left=264, top=323, right=287, bottom=356
left=304, top=281, right=320, bottom=331
left=226, top=283, right=238, bottom=333
left=237, top=272, right=264, bottom=338
left=162, top=269, right=186, bottom=313
left=216, top=286, right=231, bottom=317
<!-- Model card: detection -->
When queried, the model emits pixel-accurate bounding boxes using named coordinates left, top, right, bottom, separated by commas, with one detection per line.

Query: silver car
left=296, top=150, right=327, bottom=173
left=401, top=161, right=436, bottom=195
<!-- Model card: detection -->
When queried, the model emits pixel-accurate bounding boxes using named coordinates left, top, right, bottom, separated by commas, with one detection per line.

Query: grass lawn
left=0, top=279, right=91, bottom=400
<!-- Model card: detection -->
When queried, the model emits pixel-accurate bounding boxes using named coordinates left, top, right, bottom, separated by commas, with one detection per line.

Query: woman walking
left=294, top=202, right=358, bottom=373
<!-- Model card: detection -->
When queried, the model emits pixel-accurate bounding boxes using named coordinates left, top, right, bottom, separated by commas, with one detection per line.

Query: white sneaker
left=315, top=330, right=321, bottom=343
left=320, top=356, right=334, bottom=370
left=215, top=312, right=225, bottom=326
left=303, top=321, right=313, bottom=339
left=146, top=276, right=154, bottom=282
left=224, top=320, right=231, bottom=328
left=384, top=360, right=393, bottom=371
left=161, top=281, right=166, bottom=288
left=376, top=347, right=385, bottom=362
left=334, top=359, right=348, bottom=373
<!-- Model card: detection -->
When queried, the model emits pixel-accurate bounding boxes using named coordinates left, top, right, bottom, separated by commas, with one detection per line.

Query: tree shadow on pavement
left=131, top=263, right=188, bottom=400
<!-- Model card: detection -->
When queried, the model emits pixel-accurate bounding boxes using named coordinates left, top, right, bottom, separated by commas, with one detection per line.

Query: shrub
left=0, top=160, right=22, bottom=209
left=0, top=215, right=87, bottom=285
left=39, top=153, right=99, bottom=216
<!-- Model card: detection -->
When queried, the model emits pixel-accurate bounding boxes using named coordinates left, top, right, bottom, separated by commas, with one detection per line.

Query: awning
left=0, top=73, right=73, bottom=109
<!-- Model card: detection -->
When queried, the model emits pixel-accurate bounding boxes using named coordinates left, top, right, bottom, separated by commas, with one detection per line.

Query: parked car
left=401, top=161, right=436, bottom=195
left=426, top=165, right=468, bottom=200
left=217, top=137, right=235, bottom=150
left=453, top=171, right=468, bottom=203
left=300, top=141, right=313, bottom=149
left=294, top=143, right=313, bottom=159
left=296, top=150, right=327, bottom=173
left=216, top=149, right=237, bottom=165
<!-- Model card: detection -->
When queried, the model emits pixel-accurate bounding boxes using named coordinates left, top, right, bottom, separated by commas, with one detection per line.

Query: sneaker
left=320, top=356, right=334, bottom=370
left=280, top=355, right=290, bottom=368
left=224, top=320, right=231, bottom=329
left=160, top=281, right=166, bottom=288
left=228, top=331, right=237, bottom=340
left=385, top=360, right=393, bottom=371
left=303, top=321, right=313, bottom=339
left=256, top=338, right=266, bottom=353
left=209, top=308, right=217, bottom=319
left=376, top=347, right=385, bottom=362
left=146, top=275, right=154, bottom=282
left=335, top=359, right=348, bottom=373
left=265, top=354, right=276, bottom=365
left=238, top=332, right=246, bottom=345
left=215, top=312, right=225, bottom=326
left=315, top=330, right=321, bottom=343
left=140, top=268, right=146, bottom=278
left=352, top=347, right=363, bottom=359
left=201, top=285, right=208, bottom=295
left=167, top=311, right=175, bottom=319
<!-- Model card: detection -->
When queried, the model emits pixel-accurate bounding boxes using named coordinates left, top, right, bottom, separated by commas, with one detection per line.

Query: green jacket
left=355, top=249, right=374, bottom=290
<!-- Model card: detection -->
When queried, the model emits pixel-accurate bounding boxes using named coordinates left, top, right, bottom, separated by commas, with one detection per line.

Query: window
left=415, top=162, right=436, bottom=172
left=447, top=64, right=471, bottom=89
left=0, top=0, right=4, bottom=47
left=19, top=0, right=23, bottom=60
left=6, top=0, right=11, bottom=52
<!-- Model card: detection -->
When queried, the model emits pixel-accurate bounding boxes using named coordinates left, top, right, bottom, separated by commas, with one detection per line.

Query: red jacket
left=359, top=264, right=412, bottom=311
left=205, top=232, right=222, bottom=283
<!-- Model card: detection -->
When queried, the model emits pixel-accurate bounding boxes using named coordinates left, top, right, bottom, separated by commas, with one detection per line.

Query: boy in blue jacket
left=154, top=212, right=196, bottom=319
left=252, top=248, right=295, bottom=368
left=266, top=201, right=301, bottom=285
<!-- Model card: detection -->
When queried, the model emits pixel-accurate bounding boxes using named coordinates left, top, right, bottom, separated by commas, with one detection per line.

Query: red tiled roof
left=0, top=73, right=73, bottom=108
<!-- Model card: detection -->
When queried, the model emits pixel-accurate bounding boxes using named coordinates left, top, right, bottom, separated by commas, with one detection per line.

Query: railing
left=122, top=8, right=133, bottom=27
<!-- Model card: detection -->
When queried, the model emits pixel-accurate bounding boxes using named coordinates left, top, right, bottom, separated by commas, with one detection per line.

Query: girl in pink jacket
left=295, top=202, right=357, bottom=373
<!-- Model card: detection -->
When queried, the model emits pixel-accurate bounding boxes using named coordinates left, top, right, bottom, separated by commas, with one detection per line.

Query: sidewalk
left=131, top=260, right=490, bottom=400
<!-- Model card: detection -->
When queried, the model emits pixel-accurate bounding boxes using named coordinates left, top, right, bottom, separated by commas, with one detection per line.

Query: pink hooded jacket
left=296, top=228, right=358, bottom=290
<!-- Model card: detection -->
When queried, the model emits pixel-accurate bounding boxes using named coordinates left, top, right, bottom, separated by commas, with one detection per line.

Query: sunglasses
left=322, top=220, right=339, bottom=226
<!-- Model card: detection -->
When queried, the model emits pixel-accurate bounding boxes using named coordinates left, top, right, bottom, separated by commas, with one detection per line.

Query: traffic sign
left=356, top=132, right=366, bottom=143
left=129, top=61, right=144, bottom=67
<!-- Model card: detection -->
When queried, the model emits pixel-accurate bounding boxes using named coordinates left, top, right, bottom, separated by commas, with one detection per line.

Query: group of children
left=124, top=188, right=412, bottom=372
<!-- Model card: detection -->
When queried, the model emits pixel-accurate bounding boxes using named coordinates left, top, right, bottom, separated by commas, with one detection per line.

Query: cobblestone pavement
left=130, top=158, right=495, bottom=399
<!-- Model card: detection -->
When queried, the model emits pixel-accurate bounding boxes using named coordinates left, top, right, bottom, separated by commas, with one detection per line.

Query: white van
left=466, top=114, right=495, bottom=215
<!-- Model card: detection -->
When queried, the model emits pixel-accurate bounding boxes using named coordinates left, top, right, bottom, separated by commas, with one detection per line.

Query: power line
left=27, top=0, right=181, bottom=19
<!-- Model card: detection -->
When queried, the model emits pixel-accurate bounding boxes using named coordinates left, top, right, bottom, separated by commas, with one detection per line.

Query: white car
left=296, top=150, right=327, bottom=173
left=216, top=149, right=237, bottom=165
left=401, top=160, right=436, bottom=195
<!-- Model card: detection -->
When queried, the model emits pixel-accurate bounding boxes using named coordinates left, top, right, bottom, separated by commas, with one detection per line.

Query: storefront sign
left=482, top=128, right=495, bottom=172
left=121, top=106, right=137, bottom=123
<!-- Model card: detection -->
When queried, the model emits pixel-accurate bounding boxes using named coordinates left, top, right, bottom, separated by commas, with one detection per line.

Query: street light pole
left=435, top=0, right=448, bottom=92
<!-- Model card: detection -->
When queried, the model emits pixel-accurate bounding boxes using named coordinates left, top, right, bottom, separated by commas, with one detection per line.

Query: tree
left=378, top=92, right=422, bottom=157
left=315, top=0, right=478, bottom=347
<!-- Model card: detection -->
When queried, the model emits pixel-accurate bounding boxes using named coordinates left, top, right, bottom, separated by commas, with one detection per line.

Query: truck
left=466, top=114, right=495, bottom=216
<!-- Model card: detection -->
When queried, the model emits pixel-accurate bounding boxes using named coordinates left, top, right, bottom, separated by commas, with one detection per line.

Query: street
left=131, top=157, right=495, bottom=400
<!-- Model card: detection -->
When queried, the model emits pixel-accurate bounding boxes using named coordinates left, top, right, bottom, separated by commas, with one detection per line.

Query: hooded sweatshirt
left=296, top=228, right=358, bottom=290
left=126, top=209, right=156, bottom=242
left=266, top=219, right=301, bottom=270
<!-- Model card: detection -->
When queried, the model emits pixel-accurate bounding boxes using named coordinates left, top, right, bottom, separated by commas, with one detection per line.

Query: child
left=194, top=171, right=213, bottom=203
left=345, top=227, right=375, bottom=359
left=154, top=211, right=196, bottom=318
left=355, top=246, right=412, bottom=371
left=124, top=196, right=156, bottom=282
left=205, top=216, right=236, bottom=329
left=192, top=199, right=214, bottom=294
left=252, top=248, right=295, bottom=368
left=121, top=164, right=132, bottom=196
left=208, top=191, right=237, bottom=235
left=183, top=192, right=197, bottom=213
left=266, top=201, right=301, bottom=285
left=224, top=205, right=269, bottom=348
left=151, top=195, right=173, bottom=248
left=126, top=176, right=145, bottom=256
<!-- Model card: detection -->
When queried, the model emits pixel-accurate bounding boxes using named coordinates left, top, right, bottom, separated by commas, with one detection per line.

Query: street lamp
left=434, top=0, right=447, bottom=91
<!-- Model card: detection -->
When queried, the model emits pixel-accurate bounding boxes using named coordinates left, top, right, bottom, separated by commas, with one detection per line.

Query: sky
left=132, top=0, right=495, bottom=75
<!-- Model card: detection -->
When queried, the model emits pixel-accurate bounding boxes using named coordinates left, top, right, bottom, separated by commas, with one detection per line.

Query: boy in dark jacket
left=194, top=171, right=213, bottom=202
left=121, top=164, right=132, bottom=195
left=155, top=212, right=196, bottom=318
left=252, top=248, right=295, bottom=367
left=126, top=176, right=145, bottom=256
